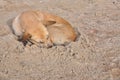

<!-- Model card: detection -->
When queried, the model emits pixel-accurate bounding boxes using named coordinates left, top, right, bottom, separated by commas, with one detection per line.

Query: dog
left=12, top=10, right=77, bottom=47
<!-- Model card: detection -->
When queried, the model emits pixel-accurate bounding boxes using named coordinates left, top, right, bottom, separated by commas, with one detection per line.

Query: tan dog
left=12, top=10, right=77, bottom=47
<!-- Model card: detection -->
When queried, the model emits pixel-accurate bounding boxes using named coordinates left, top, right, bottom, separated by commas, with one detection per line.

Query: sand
left=0, top=0, right=120, bottom=80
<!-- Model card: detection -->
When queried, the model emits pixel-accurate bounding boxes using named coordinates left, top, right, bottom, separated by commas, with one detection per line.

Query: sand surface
left=0, top=0, right=120, bottom=80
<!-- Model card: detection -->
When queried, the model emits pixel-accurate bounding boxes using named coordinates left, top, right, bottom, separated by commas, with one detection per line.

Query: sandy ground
left=0, top=0, right=120, bottom=80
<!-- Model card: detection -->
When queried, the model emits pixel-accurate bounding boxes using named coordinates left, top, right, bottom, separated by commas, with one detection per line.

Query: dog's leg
left=43, top=21, right=56, bottom=26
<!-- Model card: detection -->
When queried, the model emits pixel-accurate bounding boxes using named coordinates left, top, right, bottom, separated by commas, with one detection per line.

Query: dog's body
left=12, top=10, right=77, bottom=47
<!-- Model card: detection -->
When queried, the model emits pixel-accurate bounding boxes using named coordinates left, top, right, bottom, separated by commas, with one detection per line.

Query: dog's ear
left=43, top=21, right=56, bottom=26
left=18, top=32, right=31, bottom=42
left=22, top=33, right=31, bottom=41
left=20, top=32, right=32, bottom=46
